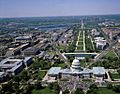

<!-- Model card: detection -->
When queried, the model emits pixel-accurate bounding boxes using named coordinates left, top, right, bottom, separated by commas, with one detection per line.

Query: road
left=83, top=30, right=86, bottom=51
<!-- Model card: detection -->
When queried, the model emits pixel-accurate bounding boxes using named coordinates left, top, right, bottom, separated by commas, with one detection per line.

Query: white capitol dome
left=71, top=58, right=82, bottom=72
left=72, top=58, right=80, bottom=66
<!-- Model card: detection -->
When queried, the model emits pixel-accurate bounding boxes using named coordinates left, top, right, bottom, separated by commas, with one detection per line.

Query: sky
left=0, top=0, right=120, bottom=18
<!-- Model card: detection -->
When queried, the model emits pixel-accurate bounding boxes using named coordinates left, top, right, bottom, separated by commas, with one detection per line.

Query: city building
left=5, top=43, right=29, bottom=57
left=117, top=37, right=120, bottom=43
left=91, top=29, right=100, bottom=36
left=58, top=38, right=68, bottom=46
left=23, top=47, right=40, bottom=56
left=15, top=36, right=32, bottom=43
left=0, top=46, right=8, bottom=56
left=0, top=72, right=8, bottom=82
left=0, top=58, right=24, bottom=76
left=23, top=57, right=33, bottom=67
left=94, top=37, right=107, bottom=49
left=102, top=27, right=120, bottom=40
left=0, top=57, right=32, bottom=76
left=51, top=33, right=60, bottom=41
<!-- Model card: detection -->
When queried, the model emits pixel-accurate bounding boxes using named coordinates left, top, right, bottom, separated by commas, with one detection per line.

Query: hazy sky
left=0, top=0, right=120, bottom=18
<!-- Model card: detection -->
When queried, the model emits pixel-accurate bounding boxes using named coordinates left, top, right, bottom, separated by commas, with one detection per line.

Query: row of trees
left=91, top=57, right=120, bottom=69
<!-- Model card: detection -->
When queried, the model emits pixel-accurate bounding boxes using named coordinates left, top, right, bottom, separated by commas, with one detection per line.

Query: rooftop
left=0, top=58, right=22, bottom=65
left=24, top=47, right=39, bottom=52
left=0, top=72, right=5, bottom=77
left=24, top=57, right=32, bottom=63
left=93, top=67, right=105, bottom=75
left=15, top=36, right=32, bottom=40
left=48, top=67, right=61, bottom=75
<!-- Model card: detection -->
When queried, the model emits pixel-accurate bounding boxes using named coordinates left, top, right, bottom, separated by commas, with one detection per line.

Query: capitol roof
left=81, top=68, right=92, bottom=74
left=48, top=67, right=61, bottom=75
left=92, top=67, right=105, bottom=75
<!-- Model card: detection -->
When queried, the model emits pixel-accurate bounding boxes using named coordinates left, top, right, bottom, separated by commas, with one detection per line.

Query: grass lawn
left=57, top=63, right=67, bottom=68
left=56, top=45, right=66, bottom=50
left=104, top=50, right=118, bottom=58
left=48, top=51, right=56, bottom=55
left=79, top=34, right=83, bottom=37
left=38, top=71, right=47, bottom=80
left=82, top=79, right=92, bottom=82
left=79, top=33, right=83, bottom=38
left=78, top=42, right=83, bottom=45
left=79, top=39, right=83, bottom=42
left=32, top=87, right=56, bottom=94
left=80, top=61, right=91, bottom=67
left=80, top=61, right=87, bottom=67
left=111, top=73, right=120, bottom=79
left=98, top=87, right=119, bottom=94
left=77, top=46, right=83, bottom=50
left=85, top=35, right=94, bottom=51
left=80, top=31, right=83, bottom=35
left=79, top=36, right=83, bottom=39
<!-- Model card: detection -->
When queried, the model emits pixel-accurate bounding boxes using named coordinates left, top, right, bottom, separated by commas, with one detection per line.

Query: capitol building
left=47, top=58, right=106, bottom=81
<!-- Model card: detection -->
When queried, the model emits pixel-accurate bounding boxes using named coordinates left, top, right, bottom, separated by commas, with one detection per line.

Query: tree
left=107, top=83, right=113, bottom=89
left=13, top=75, right=21, bottom=83
left=63, top=89, right=70, bottom=94
left=75, top=88, right=84, bottom=94
left=23, top=84, right=34, bottom=94
left=1, top=81, right=14, bottom=93
left=46, top=82, right=60, bottom=94
left=113, top=85, right=120, bottom=93
left=87, top=84, right=99, bottom=94
left=21, top=70, right=30, bottom=81
left=0, top=87, right=2, bottom=94
left=53, top=82, right=60, bottom=91
left=117, top=69, right=120, bottom=75
left=34, top=81, right=43, bottom=90
left=48, top=83, right=53, bottom=89
left=13, top=83, right=20, bottom=94
left=85, top=56, right=91, bottom=62
left=89, top=84, right=98, bottom=90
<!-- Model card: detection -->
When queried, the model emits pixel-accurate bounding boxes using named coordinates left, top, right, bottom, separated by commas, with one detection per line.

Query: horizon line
left=0, top=13, right=120, bottom=19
